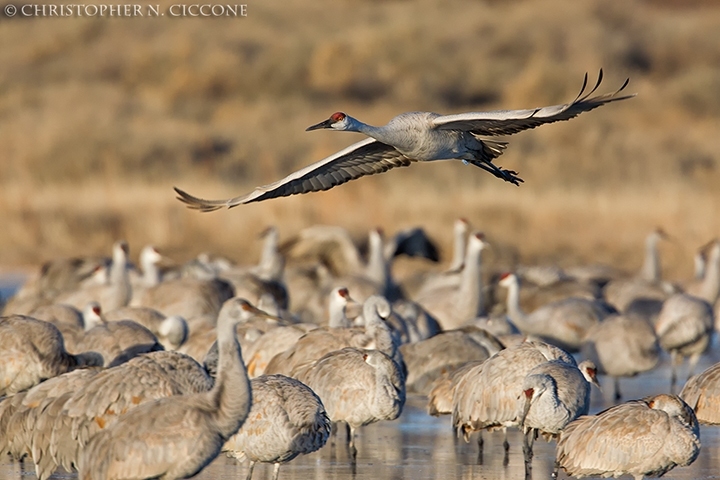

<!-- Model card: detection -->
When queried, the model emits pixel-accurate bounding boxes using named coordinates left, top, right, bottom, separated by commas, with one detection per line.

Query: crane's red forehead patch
left=331, top=112, right=346, bottom=122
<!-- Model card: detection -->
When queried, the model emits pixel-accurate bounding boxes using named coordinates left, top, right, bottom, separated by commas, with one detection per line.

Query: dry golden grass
left=1, top=0, right=719, bottom=283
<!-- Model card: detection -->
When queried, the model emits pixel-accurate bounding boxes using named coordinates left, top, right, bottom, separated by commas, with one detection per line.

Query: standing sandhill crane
left=265, top=295, right=399, bottom=377
left=29, top=303, right=86, bottom=352
left=104, top=306, right=189, bottom=351
left=223, top=374, right=331, bottom=480
left=604, top=229, right=674, bottom=314
left=518, top=359, right=598, bottom=474
left=685, top=239, right=720, bottom=306
left=414, top=218, right=470, bottom=297
left=55, top=241, right=132, bottom=313
left=78, top=297, right=255, bottom=480
left=452, top=341, right=575, bottom=458
left=0, top=315, right=102, bottom=396
left=292, top=347, right=405, bottom=464
left=0, top=368, right=102, bottom=479
left=655, top=293, right=714, bottom=392
left=498, top=273, right=614, bottom=352
left=427, top=359, right=486, bottom=417
left=680, top=361, right=720, bottom=424
left=73, top=303, right=164, bottom=366
left=137, top=275, right=235, bottom=320
left=175, top=71, right=632, bottom=209
left=415, top=232, right=489, bottom=330
left=555, top=394, right=700, bottom=480
left=49, top=350, right=215, bottom=475
left=399, top=329, right=501, bottom=395
left=581, top=313, right=660, bottom=400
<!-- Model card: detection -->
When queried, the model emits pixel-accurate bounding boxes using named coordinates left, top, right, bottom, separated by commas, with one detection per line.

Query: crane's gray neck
left=641, top=234, right=662, bottom=282
left=363, top=301, right=395, bottom=357
left=366, top=231, right=391, bottom=290
left=700, top=244, right=720, bottom=304
left=504, top=277, right=527, bottom=328
left=109, top=248, right=131, bottom=310
left=209, top=315, right=251, bottom=439
left=456, top=243, right=485, bottom=319
left=258, top=229, right=284, bottom=281
left=328, top=296, right=351, bottom=328
left=142, top=258, right=161, bottom=287
left=694, top=253, right=706, bottom=281
left=523, top=375, right=569, bottom=433
left=348, top=117, right=396, bottom=146
left=448, top=225, right=467, bottom=272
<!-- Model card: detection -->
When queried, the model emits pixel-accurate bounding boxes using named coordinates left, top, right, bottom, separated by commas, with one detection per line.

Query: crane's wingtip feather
left=173, top=186, right=226, bottom=212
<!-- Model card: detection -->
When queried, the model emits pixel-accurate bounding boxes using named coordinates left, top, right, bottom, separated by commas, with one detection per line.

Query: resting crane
left=175, top=71, right=633, bottom=210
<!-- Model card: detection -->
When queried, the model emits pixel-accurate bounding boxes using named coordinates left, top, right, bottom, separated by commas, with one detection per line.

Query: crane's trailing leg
left=271, top=462, right=281, bottom=480
left=467, top=159, right=523, bottom=186
left=614, top=377, right=622, bottom=401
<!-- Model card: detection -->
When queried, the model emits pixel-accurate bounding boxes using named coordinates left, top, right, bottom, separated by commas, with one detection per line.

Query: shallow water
left=1, top=284, right=720, bottom=479
left=3, top=352, right=720, bottom=480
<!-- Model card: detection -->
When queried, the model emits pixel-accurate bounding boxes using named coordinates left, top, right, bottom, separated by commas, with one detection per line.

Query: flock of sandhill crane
left=1, top=221, right=718, bottom=480
left=1, top=71, right=718, bottom=480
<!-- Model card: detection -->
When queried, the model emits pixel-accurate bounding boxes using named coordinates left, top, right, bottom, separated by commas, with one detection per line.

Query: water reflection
left=1, top=345, right=720, bottom=479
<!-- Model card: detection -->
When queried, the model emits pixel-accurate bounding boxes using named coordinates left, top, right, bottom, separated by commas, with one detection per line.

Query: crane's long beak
left=519, top=388, right=534, bottom=429
left=306, top=118, right=334, bottom=131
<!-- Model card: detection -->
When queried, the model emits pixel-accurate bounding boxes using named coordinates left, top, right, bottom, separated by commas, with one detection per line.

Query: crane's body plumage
left=556, top=394, right=700, bottom=480
left=175, top=71, right=634, bottom=211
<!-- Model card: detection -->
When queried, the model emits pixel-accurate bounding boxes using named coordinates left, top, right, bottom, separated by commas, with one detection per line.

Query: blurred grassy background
left=0, top=0, right=719, bottom=280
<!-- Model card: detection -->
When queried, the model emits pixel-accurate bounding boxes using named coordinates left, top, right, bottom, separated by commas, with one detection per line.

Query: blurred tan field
left=1, top=0, right=719, bottom=280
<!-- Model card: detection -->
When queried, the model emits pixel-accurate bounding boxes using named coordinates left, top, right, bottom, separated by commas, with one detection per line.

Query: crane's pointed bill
left=306, top=118, right=334, bottom=131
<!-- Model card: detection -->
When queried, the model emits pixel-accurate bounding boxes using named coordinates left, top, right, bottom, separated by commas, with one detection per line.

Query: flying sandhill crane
left=175, top=71, right=632, bottom=209
left=498, top=273, right=614, bottom=352
left=518, top=359, right=599, bottom=474
left=680, top=360, right=720, bottom=424
left=292, top=347, right=405, bottom=465
left=0, top=315, right=102, bottom=396
left=451, top=341, right=575, bottom=458
left=223, top=374, right=331, bottom=480
left=555, top=394, right=700, bottom=480
left=78, top=297, right=254, bottom=480
left=415, top=232, right=489, bottom=330
left=581, top=313, right=660, bottom=400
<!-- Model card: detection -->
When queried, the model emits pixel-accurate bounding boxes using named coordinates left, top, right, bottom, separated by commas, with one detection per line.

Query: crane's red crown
left=330, top=112, right=346, bottom=123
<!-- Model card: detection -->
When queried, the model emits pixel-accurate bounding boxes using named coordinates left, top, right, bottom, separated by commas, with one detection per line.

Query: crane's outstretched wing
left=431, top=70, right=635, bottom=136
left=174, top=139, right=413, bottom=211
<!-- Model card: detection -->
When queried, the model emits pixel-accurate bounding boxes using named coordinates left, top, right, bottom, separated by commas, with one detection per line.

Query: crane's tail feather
left=174, top=187, right=230, bottom=212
